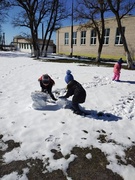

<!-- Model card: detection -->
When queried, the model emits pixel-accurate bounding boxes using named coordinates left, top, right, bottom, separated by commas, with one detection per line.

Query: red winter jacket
left=38, top=75, right=55, bottom=86
left=38, top=75, right=56, bottom=100
left=113, top=63, right=121, bottom=74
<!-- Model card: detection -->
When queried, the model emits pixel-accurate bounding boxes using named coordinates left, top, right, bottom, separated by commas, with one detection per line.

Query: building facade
left=12, top=36, right=55, bottom=54
left=56, top=15, right=135, bottom=59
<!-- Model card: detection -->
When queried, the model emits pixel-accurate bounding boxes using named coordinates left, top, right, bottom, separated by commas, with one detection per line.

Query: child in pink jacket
left=112, top=58, right=123, bottom=81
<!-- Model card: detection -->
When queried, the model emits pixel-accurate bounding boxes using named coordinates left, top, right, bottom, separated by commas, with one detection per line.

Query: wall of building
left=56, top=15, right=135, bottom=59
left=13, top=37, right=54, bottom=54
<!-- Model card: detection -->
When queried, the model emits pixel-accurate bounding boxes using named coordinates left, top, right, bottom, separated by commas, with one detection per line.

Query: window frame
left=115, top=27, right=125, bottom=45
left=103, top=28, right=110, bottom=45
left=64, top=32, right=69, bottom=45
left=80, top=31, right=86, bottom=45
left=73, top=32, right=77, bottom=45
left=90, top=29, right=97, bottom=45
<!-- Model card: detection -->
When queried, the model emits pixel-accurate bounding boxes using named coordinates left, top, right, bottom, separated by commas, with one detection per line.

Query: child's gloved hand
left=59, top=96, right=66, bottom=99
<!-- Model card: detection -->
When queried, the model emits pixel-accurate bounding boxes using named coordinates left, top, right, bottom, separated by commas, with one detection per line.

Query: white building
left=12, top=35, right=55, bottom=54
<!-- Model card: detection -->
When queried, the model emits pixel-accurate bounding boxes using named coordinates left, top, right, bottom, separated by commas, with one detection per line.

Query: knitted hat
left=42, top=74, right=50, bottom=84
left=118, top=58, right=123, bottom=64
left=65, top=70, right=74, bottom=84
left=66, top=70, right=72, bottom=75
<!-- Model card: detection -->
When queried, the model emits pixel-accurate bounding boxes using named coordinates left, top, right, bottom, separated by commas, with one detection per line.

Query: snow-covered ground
left=0, top=51, right=135, bottom=180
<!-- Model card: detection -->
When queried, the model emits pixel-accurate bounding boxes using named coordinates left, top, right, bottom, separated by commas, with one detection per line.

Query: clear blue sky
left=2, top=6, right=30, bottom=44
left=1, top=0, right=135, bottom=45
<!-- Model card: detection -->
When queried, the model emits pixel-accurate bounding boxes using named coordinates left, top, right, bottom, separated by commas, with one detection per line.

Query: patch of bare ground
left=1, top=134, right=135, bottom=180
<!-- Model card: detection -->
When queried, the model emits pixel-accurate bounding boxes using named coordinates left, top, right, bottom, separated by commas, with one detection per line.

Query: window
left=104, top=28, right=110, bottom=45
left=19, top=43, right=21, bottom=49
left=24, top=43, right=26, bottom=49
left=90, top=29, right=96, bottom=45
left=81, top=31, right=86, bottom=45
left=27, top=44, right=29, bottom=49
left=64, top=32, right=69, bottom=45
left=115, top=27, right=125, bottom=45
left=73, top=32, right=77, bottom=45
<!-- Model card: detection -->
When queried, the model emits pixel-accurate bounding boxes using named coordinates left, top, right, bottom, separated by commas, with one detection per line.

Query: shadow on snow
left=119, top=80, right=135, bottom=84
left=31, top=92, right=122, bottom=121
left=83, top=109, right=122, bottom=121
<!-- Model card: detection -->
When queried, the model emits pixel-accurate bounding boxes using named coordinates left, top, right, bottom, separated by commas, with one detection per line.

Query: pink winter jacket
left=113, top=63, right=121, bottom=74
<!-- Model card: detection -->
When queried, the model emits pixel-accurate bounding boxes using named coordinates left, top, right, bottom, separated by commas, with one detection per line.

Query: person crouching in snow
left=59, top=70, right=86, bottom=115
left=38, top=74, right=57, bottom=101
left=112, top=58, right=123, bottom=81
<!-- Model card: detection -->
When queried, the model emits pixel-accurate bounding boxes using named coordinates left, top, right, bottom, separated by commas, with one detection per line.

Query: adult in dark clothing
left=60, top=70, right=86, bottom=115
left=38, top=74, right=57, bottom=101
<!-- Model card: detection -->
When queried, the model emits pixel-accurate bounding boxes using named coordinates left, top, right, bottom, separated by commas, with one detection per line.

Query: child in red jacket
left=38, top=74, right=57, bottom=101
left=112, top=58, right=123, bottom=81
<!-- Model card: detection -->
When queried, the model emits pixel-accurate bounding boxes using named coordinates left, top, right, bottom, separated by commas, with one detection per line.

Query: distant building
left=12, top=35, right=56, bottom=54
left=56, top=15, right=135, bottom=59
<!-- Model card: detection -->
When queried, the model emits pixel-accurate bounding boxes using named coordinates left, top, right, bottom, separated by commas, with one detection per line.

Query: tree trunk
left=116, top=17, right=133, bottom=68
left=96, top=44, right=102, bottom=62
left=29, top=23, right=40, bottom=58
left=96, top=52, right=101, bottom=62
left=41, top=0, right=57, bottom=57
left=126, top=52, right=133, bottom=69
left=95, top=9, right=105, bottom=62
left=45, top=30, right=53, bottom=57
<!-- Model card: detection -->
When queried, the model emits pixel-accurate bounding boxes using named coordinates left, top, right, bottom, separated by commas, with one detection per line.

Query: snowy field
left=0, top=51, right=135, bottom=180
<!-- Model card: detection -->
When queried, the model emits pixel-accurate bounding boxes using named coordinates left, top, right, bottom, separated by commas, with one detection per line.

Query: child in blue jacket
left=60, top=70, right=86, bottom=115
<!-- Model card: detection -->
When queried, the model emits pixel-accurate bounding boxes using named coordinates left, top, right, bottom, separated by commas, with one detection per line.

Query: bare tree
left=11, top=0, right=68, bottom=58
left=75, top=0, right=109, bottom=62
left=11, top=0, right=51, bottom=58
left=41, top=0, right=68, bottom=57
left=107, top=0, right=135, bottom=68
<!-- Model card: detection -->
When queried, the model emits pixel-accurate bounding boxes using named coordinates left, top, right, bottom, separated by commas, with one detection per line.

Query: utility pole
left=70, top=0, right=73, bottom=57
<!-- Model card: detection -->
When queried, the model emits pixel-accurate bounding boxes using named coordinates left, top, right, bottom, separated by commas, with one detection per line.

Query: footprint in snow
left=112, top=92, right=135, bottom=120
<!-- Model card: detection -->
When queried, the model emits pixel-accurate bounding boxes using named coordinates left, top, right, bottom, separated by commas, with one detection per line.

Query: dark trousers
left=72, top=102, right=81, bottom=113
